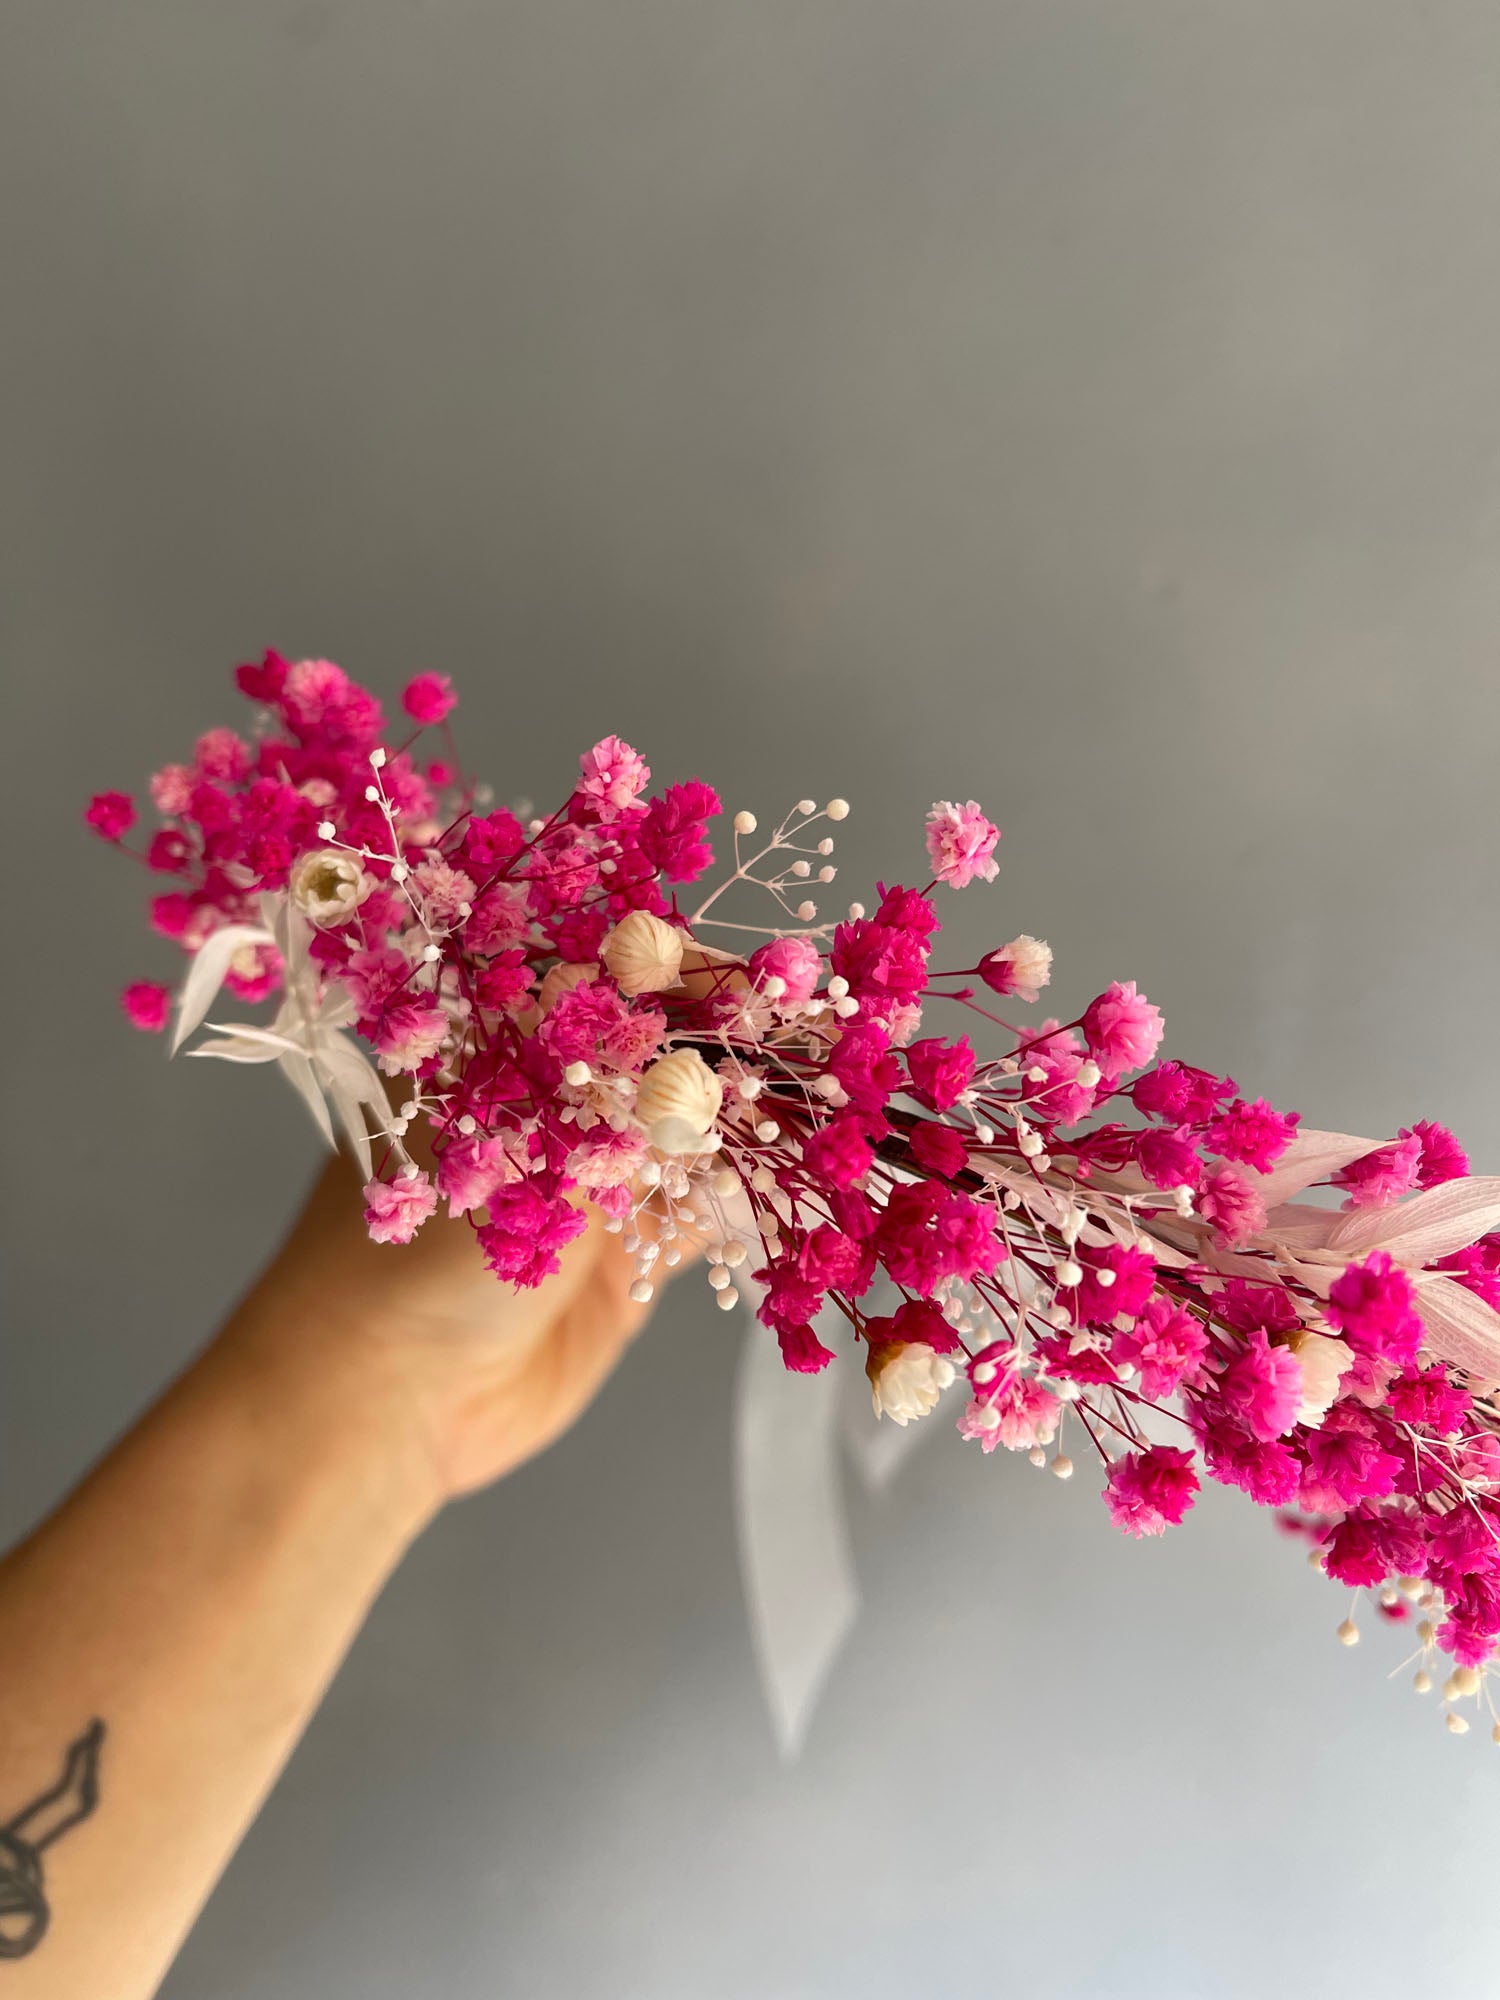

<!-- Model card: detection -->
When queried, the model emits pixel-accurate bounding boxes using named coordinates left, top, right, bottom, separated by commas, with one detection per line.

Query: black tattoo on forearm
left=0, top=1721, right=106, bottom=1959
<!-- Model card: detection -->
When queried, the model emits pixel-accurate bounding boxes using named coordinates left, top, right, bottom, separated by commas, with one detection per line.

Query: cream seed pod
left=676, top=940, right=753, bottom=1005
left=537, top=960, right=599, bottom=1013
left=288, top=848, right=372, bottom=925
left=600, top=910, right=686, bottom=995
left=635, top=1047, right=724, bottom=1154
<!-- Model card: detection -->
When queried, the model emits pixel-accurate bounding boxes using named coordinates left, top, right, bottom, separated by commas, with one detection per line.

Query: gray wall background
left=4, top=4, right=1500, bottom=1995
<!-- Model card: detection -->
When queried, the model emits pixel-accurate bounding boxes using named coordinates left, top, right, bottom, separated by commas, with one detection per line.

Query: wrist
left=206, top=1288, right=448, bottom=1552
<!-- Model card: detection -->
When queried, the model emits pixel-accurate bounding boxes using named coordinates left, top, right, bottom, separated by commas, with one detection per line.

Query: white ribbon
left=731, top=1290, right=945, bottom=1758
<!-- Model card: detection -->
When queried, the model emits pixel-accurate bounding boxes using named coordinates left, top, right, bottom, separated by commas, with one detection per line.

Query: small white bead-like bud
left=754, top=1119, right=781, bottom=1143
left=1414, top=1669, right=1432, bottom=1693
left=317, top=819, right=337, bottom=840
left=364, top=784, right=380, bottom=802
left=734, top=810, right=758, bottom=835
left=369, top=747, right=387, bottom=768
left=796, top=901, right=817, bottom=921
left=827, top=976, right=849, bottom=999
left=1446, top=1712, right=1470, bottom=1734
left=564, top=1060, right=593, bottom=1087
left=847, top=901, right=865, bottom=919
left=791, top=859, right=810, bottom=878
left=1077, top=1060, right=1102, bottom=1089
left=761, top=975, right=786, bottom=1000
left=825, top=799, right=849, bottom=820
left=457, top=1113, right=477, bottom=1136
left=708, top=1265, right=732, bottom=1291
left=423, top=943, right=441, bottom=962
left=1028, top=1446, right=1047, bottom=1467
left=1051, top=1455, right=1074, bottom=1479
left=717, top=1286, right=740, bottom=1310
left=796, top=797, right=817, bottom=815
left=834, top=996, right=860, bottom=1018
left=712, top=1166, right=740, bottom=1195
left=817, top=838, right=834, bottom=855
left=819, top=866, right=836, bottom=882
left=749, top=1165, right=777, bottom=1192
left=1055, top=1261, right=1082, bottom=1287
left=628, top=1279, right=655, bottom=1305
left=1337, top=1618, right=1360, bottom=1647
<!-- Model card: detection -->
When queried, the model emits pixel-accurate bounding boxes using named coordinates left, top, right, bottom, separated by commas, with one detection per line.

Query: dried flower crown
left=90, top=653, right=1500, bottom=1738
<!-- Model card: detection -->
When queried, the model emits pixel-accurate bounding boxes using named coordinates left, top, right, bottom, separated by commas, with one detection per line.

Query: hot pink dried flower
left=925, top=800, right=1000, bottom=888
left=363, top=1171, right=439, bottom=1245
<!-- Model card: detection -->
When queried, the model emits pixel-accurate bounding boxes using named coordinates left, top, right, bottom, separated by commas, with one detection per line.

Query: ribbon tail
left=732, top=1308, right=856, bottom=1762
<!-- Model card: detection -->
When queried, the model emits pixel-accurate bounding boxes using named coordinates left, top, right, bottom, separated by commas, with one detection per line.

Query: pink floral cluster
left=91, top=654, right=1500, bottom=1733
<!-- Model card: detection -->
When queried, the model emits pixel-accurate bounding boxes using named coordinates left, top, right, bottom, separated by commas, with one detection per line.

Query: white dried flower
left=537, top=960, right=599, bottom=1014
left=988, top=934, right=1052, bottom=1004
left=635, top=1047, right=724, bottom=1154
left=866, top=1342, right=956, bottom=1426
left=289, top=848, right=372, bottom=926
left=600, top=910, right=686, bottom=995
left=1289, top=1330, right=1354, bottom=1428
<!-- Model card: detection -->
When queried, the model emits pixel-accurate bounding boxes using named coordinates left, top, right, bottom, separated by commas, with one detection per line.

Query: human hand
left=219, top=1150, right=676, bottom=1528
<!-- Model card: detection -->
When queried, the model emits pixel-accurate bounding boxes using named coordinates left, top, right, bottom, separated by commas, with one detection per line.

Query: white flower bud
left=1289, top=1330, right=1354, bottom=1428
left=734, top=811, right=758, bottom=835
left=289, top=848, right=373, bottom=925
left=987, top=934, right=1053, bottom=1004
left=866, top=1342, right=955, bottom=1426
left=826, top=799, right=850, bottom=820
left=600, top=910, right=686, bottom=995
left=635, top=1048, right=724, bottom=1154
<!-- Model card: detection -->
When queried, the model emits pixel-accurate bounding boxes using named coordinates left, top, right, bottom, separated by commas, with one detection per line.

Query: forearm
left=0, top=1302, right=437, bottom=2000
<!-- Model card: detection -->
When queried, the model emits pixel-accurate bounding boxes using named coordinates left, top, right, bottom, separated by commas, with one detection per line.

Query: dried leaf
left=1412, top=1274, right=1500, bottom=1383
left=170, top=924, right=274, bottom=1055
left=276, top=1047, right=335, bottom=1148
left=1324, top=1178, right=1500, bottom=1266
left=1250, top=1130, right=1378, bottom=1208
